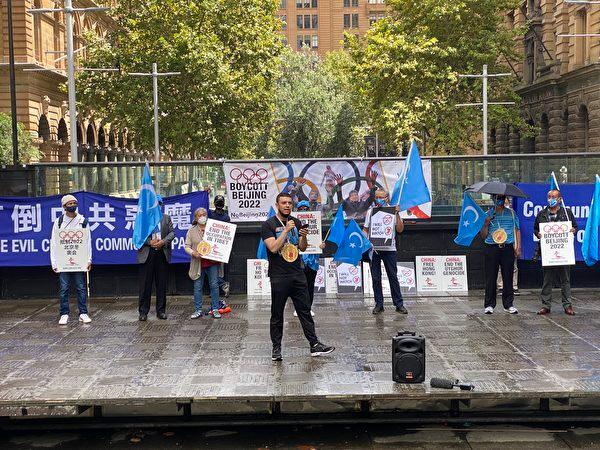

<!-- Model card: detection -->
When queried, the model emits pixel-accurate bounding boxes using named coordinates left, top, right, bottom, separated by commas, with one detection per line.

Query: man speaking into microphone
left=261, top=192, right=335, bottom=361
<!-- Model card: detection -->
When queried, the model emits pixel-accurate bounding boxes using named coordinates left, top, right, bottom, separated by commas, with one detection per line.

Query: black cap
left=214, top=195, right=225, bottom=206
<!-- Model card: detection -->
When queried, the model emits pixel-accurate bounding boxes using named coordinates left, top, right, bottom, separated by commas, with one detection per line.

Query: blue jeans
left=59, top=272, right=88, bottom=315
left=370, top=250, right=403, bottom=308
left=194, top=265, right=220, bottom=312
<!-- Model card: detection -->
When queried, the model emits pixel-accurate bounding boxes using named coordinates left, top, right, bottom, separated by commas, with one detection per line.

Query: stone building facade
left=492, top=0, right=600, bottom=153
left=0, top=0, right=142, bottom=161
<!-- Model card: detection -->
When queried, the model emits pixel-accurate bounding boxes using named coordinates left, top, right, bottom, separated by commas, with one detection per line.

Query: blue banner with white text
left=513, top=183, right=594, bottom=261
left=0, top=191, right=209, bottom=266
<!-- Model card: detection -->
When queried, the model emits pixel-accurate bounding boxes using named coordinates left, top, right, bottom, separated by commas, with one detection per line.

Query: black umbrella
left=466, top=181, right=527, bottom=198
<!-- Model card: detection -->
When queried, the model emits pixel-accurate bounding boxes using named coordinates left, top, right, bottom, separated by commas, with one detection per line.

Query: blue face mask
left=548, top=198, right=558, bottom=208
left=495, top=197, right=505, bottom=206
left=376, top=198, right=386, bottom=206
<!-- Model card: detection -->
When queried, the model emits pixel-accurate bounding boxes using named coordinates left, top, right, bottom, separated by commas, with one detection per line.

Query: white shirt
left=50, top=213, right=93, bottom=270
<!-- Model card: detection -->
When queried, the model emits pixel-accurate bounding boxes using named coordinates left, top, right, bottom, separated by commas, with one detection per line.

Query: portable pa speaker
left=392, top=331, right=425, bottom=383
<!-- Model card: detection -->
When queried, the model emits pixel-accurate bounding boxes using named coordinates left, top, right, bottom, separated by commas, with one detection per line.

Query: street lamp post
left=7, top=0, right=19, bottom=165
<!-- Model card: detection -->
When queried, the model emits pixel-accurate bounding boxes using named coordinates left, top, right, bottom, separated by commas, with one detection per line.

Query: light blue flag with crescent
left=132, top=164, right=163, bottom=250
left=390, top=140, right=431, bottom=211
left=454, top=192, right=486, bottom=247
left=549, top=171, right=560, bottom=191
left=326, top=206, right=345, bottom=247
left=333, top=219, right=372, bottom=266
left=257, top=206, right=276, bottom=260
left=582, top=175, right=600, bottom=266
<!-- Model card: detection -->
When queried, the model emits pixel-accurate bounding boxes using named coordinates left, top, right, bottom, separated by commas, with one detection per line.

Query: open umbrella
left=466, top=181, right=527, bottom=198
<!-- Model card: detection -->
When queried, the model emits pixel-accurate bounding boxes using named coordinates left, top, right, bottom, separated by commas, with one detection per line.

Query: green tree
left=260, top=49, right=363, bottom=158
left=0, top=113, right=42, bottom=165
left=77, top=0, right=283, bottom=159
left=347, top=0, right=530, bottom=154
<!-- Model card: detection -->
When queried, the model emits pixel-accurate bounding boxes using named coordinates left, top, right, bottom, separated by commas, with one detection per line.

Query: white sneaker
left=484, top=307, right=494, bottom=315
left=58, top=314, right=69, bottom=325
left=79, top=313, right=92, bottom=323
left=310, top=310, right=315, bottom=317
left=504, top=306, right=519, bottom=314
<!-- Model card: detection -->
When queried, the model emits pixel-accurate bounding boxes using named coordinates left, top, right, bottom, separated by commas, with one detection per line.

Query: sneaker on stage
left=79, top=313, right=92, bottom=324
left=484, top=307, right=494, bottom=315
left=272, top=345, right=282, bottom=362
left=564, top=306, right=575, bottom=316
left=514, top=288, right=520, bottom=296
left=372, top=305, right=384, bottom=315
left=190, top=310, right=203, bottom=319
left=537, top=307, right=550, bottom=315
left=504, top=306, right=518, bottom=314
left=212, top=309, right=221, bottom=319
left=157, top=313, right=167, bottom=320
left=395, top=305, right=408, bottom=314
left=310, top=310, right=315, bottom=317
left=139, top=314, right=147, bottom=321
left=310, top=342, right=335, bottom=357
left=58, top=314, right=69, bottom=325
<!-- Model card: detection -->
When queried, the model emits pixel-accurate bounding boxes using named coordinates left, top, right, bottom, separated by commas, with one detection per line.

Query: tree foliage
left=259, top=49, right=363, bottom=158
left=347, top=0, right=529, bottom=154
left=77, top=0, right=283, bottom=159
left=0, top=113, right=42, bottom=165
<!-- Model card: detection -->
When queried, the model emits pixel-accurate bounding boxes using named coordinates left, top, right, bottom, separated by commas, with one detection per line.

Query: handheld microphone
left=430, top=378, right=475, bottom=391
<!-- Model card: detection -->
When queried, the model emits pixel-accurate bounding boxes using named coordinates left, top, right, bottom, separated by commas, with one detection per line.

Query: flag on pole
left=582, top=175, right=600, bottom=266
left=454, top=192, right=486, bottom=246
left=391, top=140, right=431, bottom=211
left=550, top=171, right=560, bottom=191
left=256, top=206, right=276, bottom=260
left=326, top=206, right=345, bottom=247
left=132, top=164, right=163, bottom=250
left=333, top=219, right=372, bottom=266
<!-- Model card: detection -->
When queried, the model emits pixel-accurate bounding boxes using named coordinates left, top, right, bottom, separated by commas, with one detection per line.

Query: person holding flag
left=534, top=186, right=578, bottom=316
left=261, top=192, right=335, bottom=361
left=133, top=165, right=174, bottom=321
left=582, top=175, right=600, bottom=268
left=363, top=189, right=407, bottom=315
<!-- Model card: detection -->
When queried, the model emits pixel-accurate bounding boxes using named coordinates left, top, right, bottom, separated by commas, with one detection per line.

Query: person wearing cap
left=50, top=194, right=92, bottom=325
left=136, top=195, right=174, bottom=321
left=209, top=194, right=231, bottom=299
left=293, top=200, right=325, bottom=317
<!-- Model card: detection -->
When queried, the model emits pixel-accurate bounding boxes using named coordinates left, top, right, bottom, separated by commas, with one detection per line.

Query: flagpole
left=395, top=140, right=413, bottom=209
left=551, top=171, right=569, bottom=220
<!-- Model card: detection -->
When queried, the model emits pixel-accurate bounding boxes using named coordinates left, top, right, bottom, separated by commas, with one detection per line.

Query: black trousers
left=270, top=274, right=319, bottom=348
left=304, top=266, right=317, bottom=308
left=138, top=249, right=168, bottom=315
left=484, top=243, right=515, bottom=309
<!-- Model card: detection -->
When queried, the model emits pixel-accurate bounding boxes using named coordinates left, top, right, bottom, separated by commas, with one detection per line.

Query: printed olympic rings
left=59, top=230, right=83, bottom=240
left=229, top=167, right=269, bottom=183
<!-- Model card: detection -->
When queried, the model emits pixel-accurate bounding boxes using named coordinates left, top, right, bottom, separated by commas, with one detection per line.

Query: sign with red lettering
left=199, top=219, right=237, bottom=263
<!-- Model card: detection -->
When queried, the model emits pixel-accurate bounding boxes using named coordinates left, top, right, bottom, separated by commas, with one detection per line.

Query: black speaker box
left=392, top=331, right=425, bottom=383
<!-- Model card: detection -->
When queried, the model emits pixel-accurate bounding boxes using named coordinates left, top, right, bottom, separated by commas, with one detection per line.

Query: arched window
left=98, top=126, right=106, bottom=147
left=579, top=105, right=589, bottom=151
left=523, top=119, right=536, bottom=153
left=86, top=123, right=96, bottom=146
left=77, top=122, right=83, bottom=145
left=57, top=118, right=68, bottom=143
left=575, top=9, right=588, bottom=65
left=118, top=130, right=124, bottom=147
left=109, top=129, right=116, bottom=147
left=33, top=0, right=43, bottom=62
left=38, top=115, right=51, bottom=142
left=540, top=113, right=549, bottom=153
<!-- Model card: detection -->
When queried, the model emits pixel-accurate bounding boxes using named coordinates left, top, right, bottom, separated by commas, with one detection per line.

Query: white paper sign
left=416, top=256, right=442, bottom=292
left=246, top=259, right=271, bottom=296
left=296, top=211, right=322, bottom=254
left=363, top=262, right=416, bottom=297
left=315, top=260, right=326, bottom=293
left=200, top=219, right=237, bottom=264
left=540, top=221, right=576, bottom=267
left=440, top=256, right=468, bottom=291
left=362, top=262, right=391, bottom=296
left=325, top=258, right=338, bottom=294
left=336, top=262, right=363, bottom=293
left=368, top=207, right=396, bottom=250
left=54, top=227, right=91, bottom=272
left=397, top=262, right=417, bottom=294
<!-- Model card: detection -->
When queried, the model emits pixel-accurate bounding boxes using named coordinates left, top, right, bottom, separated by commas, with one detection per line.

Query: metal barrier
left=29, top=152, right=600, bottom=216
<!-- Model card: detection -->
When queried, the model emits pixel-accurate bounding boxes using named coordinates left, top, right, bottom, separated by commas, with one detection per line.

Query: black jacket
left=533, top=206, right=578, bottom=237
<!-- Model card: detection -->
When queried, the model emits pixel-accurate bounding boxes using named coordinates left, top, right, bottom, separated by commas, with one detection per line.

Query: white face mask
left=197, top=216, right=207, bottom=225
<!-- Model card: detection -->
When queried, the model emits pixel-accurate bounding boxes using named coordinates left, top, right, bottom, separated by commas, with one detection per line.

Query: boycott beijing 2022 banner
left=0, top=191, right=208, bottom=267
left=513, top=183, right=594, bottom=261
left=222, top=160, right=432, bottom=222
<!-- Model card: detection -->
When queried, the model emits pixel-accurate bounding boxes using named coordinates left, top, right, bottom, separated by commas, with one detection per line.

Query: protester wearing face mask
left=185, top=207, right=222, bottom=319
left=480, top=194, right=521, bottom=315
left=497, top=196, right=519, bottom=295
left=362, top=189, right=407, bottom=315
left=533, top=189, right=577, bottom=315
left=50, top=194, right=92, bottom=325
left=209, top=195, right=231, bottom=300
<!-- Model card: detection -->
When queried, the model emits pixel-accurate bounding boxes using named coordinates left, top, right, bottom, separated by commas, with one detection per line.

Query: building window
left=344, top=0, right=350, bottom=7
left=280, top=0, right=286, bottom=8
left=304, top=35, right=311, bottom=48
left=297, top=36, right=304, bottom=49
left=369, top=12, right=385, bottom=26
left=312, top=0, right=318, bottom=6
left=575, top=9, right=588, bottom=65
left=368, top=0, right=384, bottom=3
left=352, top=0, right=358, bottom=6
left=280, top=15, right=287, bottom=30
left=296, top=0, right=303, bottom=7
left=344, top=14, right=350, bottom=28
left=312, top=15, right=318, bottom=29
left=38, top=115, right=51, bottom=142
left=352, top=13, right=359, bottom=28
left=297, top=15, right=303, bottom=28
left=304, top=0, right=310, bottom=7
left=506, top=11, right=515, bottom=29
left=304, top=14, right=310, bottom=28
left=312, top=35, right=318, bottom=48
left=282, top=38, right=288, bottom=46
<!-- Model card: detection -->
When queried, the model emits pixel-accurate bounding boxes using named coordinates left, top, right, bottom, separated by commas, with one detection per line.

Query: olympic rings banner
left=223, top=160, right=432, bottom=222
left=0, top=190, right=209, bottom=267
left=513, top=182, right=594, bottom=261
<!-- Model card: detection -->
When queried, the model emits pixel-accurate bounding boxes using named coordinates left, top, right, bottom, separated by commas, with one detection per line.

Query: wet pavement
left=0, top=290, right=599, bottom=417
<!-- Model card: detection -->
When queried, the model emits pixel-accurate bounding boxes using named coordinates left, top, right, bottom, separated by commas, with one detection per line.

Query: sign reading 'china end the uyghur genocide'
left=222, top=160, right=432, bottom=222
left=0, top=191, right=209, bottom=267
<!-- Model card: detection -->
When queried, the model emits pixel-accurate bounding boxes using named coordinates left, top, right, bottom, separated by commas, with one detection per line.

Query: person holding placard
left=50, top=194, right=92, bottom=325
left=363, top=189, right=407, bottom=315
left=185, top=208, right=222, bottom=319
left=209, top=194, right=231, bottom=300
left=261, top=192, right=335, bottom=361
left=480, top=194, right=520, bottom=315
left=534, top=189, right=577, bottom=316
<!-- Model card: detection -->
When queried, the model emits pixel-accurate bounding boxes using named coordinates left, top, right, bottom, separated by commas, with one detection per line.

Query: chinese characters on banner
left=0, top=191, right=209, bottom=266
